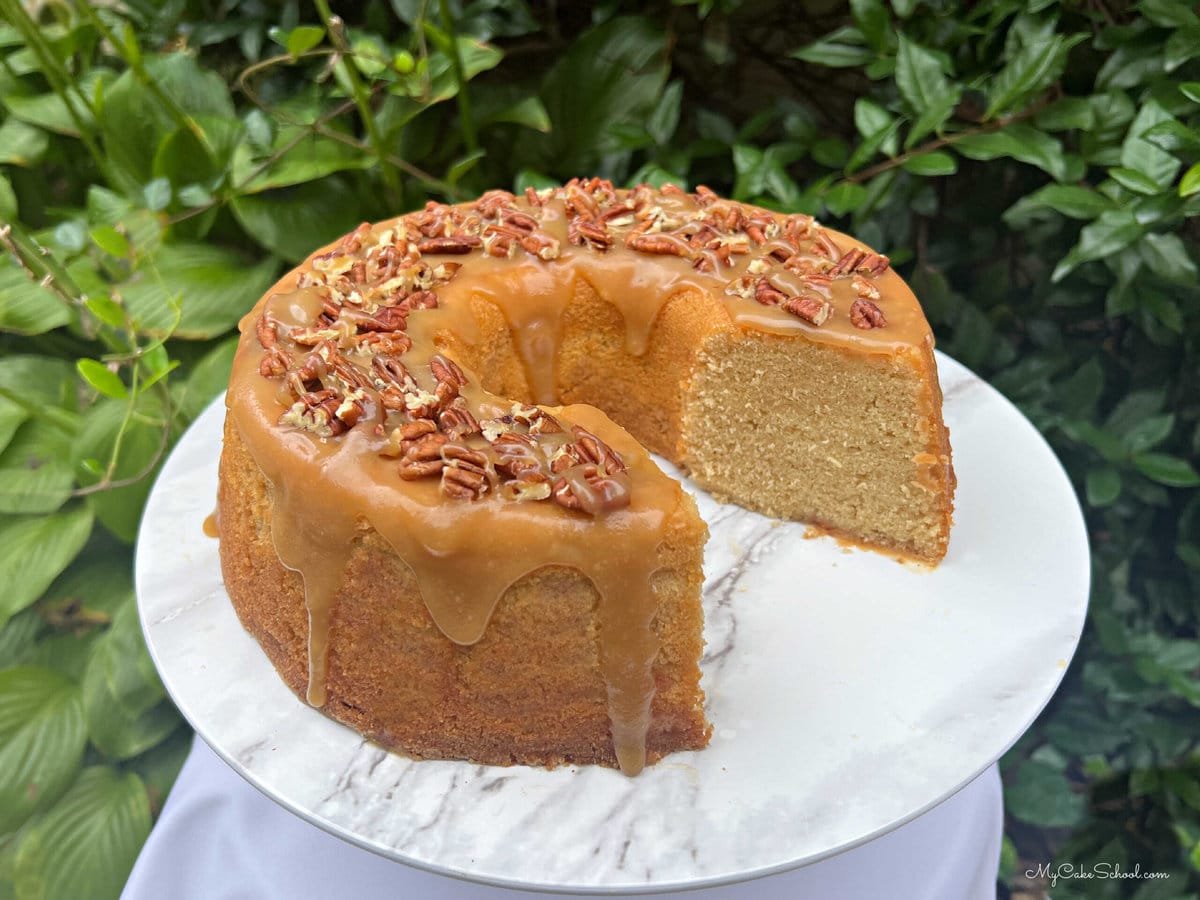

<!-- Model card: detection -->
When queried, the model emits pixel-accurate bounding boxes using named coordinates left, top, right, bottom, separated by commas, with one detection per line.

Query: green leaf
left=84, top=294, right=126, bottom=329
left=849, top=0, right=890, bottom=50
left=1181, top=81, right=1200, bottom=102
left=286, top=25, right=324, bottom=56
left=9, top=766, right=150, bottom=900
left=1052, top=210, right=1145, bottom=282
left=82, top=602, right=180, bottom=759
left=0, top=507, right=94, bottom=630
left=76, top=393, right=169, bottom=543
left=1109, top=166, right=1165, bottom=195
left=0, top=462, right=73, bottom=515
left=1003, top=184, right=1115, bottom=226
left=486, top=95, right=551, bottom=133
left=1120, top=101, right=1182, bottom=190
left=1134, top=453, right=1200, bottom=487
left=791, top=26, right=874, bottom=67
left=0, top=172, right=16, bottom=221
left=0, top=257, right=73, bottom=335
left=100, top=53, right=235, bottom=191
left=1033, top=96, right=1095, bottom=132
left=953, top=124, right=1067, bottom=180
left=1006, top=759, right=1086, bottom=827
left=895, top=35, right=959, bottom=147
left=1124, top=414, right=1175, bottom=453
left=89, top=225, right=130, bottom=259
left=1139, top=232, right=1197, bottom=284
left=1140, top=119, right=1200, bottom=154
left=232, top=127, right=373, bottom=194
left=646, top=80, right=683, bottom=146
left=1086, top=467, right=1121, bottom=507
left=119, top=242, right=279, bottom=339
left=824, top=181, right=868, bottom=216
left=0, top=668, right=87, bottom=834
left=901, top=151, right=957, bottom=175
left=230, top=175, right=365, bottom=263
left=176, top=336, right=237, bottom=422
left=0, top=118, right=49, bottom=166
left=985, top=33, right=1080, bottom=120
left=1141, top=0, right=1200, bottom=27
left=535, top=17, right=668, bottom=172
left=76, top=359, right=127, bottom=400
left=1179, top=161, right=1200, bottom=197
left=854, top=97, right=894, bottom=140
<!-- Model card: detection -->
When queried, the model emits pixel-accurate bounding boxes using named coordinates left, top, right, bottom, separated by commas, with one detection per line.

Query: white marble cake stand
left=135, top=352, right=1089, bottom=895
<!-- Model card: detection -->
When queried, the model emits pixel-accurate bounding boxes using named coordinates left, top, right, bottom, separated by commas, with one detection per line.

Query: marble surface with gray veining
left=136, top=353, right=1090, bottom=894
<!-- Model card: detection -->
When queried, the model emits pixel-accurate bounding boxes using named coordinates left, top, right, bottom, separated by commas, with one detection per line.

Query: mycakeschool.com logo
left=1026, top=862, right=1171, bottom=889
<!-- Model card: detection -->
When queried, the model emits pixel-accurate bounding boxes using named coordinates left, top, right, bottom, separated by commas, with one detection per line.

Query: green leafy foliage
left=0, top=1, right=1198, bottom=897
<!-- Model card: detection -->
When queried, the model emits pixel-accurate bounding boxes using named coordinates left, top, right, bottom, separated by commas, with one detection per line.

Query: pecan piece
left=754, top=277, right=788, bottom=307
left=850, top=298, right=887, bottom=329
left=519, top=231, right=561, bottom=261
left=440, top=444, right=491, bottom=500
left=491, top=433, right=544, bottom=481
left=552, top=464, right=632, bottom=515
left=565, top=426, right=627, bottom=474
left=781, top=294, right=832, bottom=326
left=256, top=314, right=279, bottom=349
left=568, top=219, right=613, bottom=251
left=625, top=233, right=692, bottom=258
left=438, top=399, right=481, bottom=440
left=397, top=432, right=447, bottom=479
left=417, top=236, right=480, bottom=255
left=259, top=347, right=290, bottom=377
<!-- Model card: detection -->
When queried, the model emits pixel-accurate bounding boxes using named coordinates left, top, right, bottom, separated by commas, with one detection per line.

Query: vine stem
left=311, top=0, right=404, bottom=205
left=841, top=102, right=1048, bottom=186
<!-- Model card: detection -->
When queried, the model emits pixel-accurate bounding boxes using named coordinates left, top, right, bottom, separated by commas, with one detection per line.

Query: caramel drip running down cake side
left=226, top=179, right=931, bottom=775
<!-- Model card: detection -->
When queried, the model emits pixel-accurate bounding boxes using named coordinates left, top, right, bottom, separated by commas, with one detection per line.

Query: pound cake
left=217, top=180, right=955, bottom=775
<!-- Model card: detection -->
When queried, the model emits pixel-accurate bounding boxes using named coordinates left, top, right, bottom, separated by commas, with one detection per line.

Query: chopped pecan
left=551, top=464, right=632, bottom=515
left=564, top=427, right=624, bottom=475
left=781, top=294, right=832, bottom=326
left=850, top=298, right=887, bottom=329
left=353, top=306, right=408, bottom=332
left=693, top=184, right=719, bottom=206
left=440, top=444, right=491, bottom=500
left=852, top=275, right=881, bottom=301
left=754, top=277, right=788, bottom=307
left=372, top=355, right=414, bottom=390
left=398, top=290, right=438, bottom=312
left=438, top=399, right=481, bottom=440
left=417, top=236, right=480, bottom=255
left=259, top=347, right=289, bottom=377
left=625, top=232, right=692, bottom=257
left=256, top=315, right=279, bottom=349
left=351, top=332, right=412, bottom=356
left=499, top=208, right=539, bottom=232
left=474, top=189, right=517, bottom=219
left=519, top=231, right=561, bottom=261
left=525, top=186, right=544, bottom=207
left=568, top=219, right=613, bottom=251
left=491, top=433, right=544, bottom=481
left=397, top=432, right=447, bottom=480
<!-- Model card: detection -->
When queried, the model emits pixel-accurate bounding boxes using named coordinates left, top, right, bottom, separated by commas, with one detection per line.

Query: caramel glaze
left=202, top=512, right=220, bottom=538
left=224, top=182, right=936, bottom=775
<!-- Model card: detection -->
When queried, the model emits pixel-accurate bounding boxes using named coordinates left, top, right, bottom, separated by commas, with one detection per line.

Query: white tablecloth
left=123, top=738, right=1001, bottom=899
